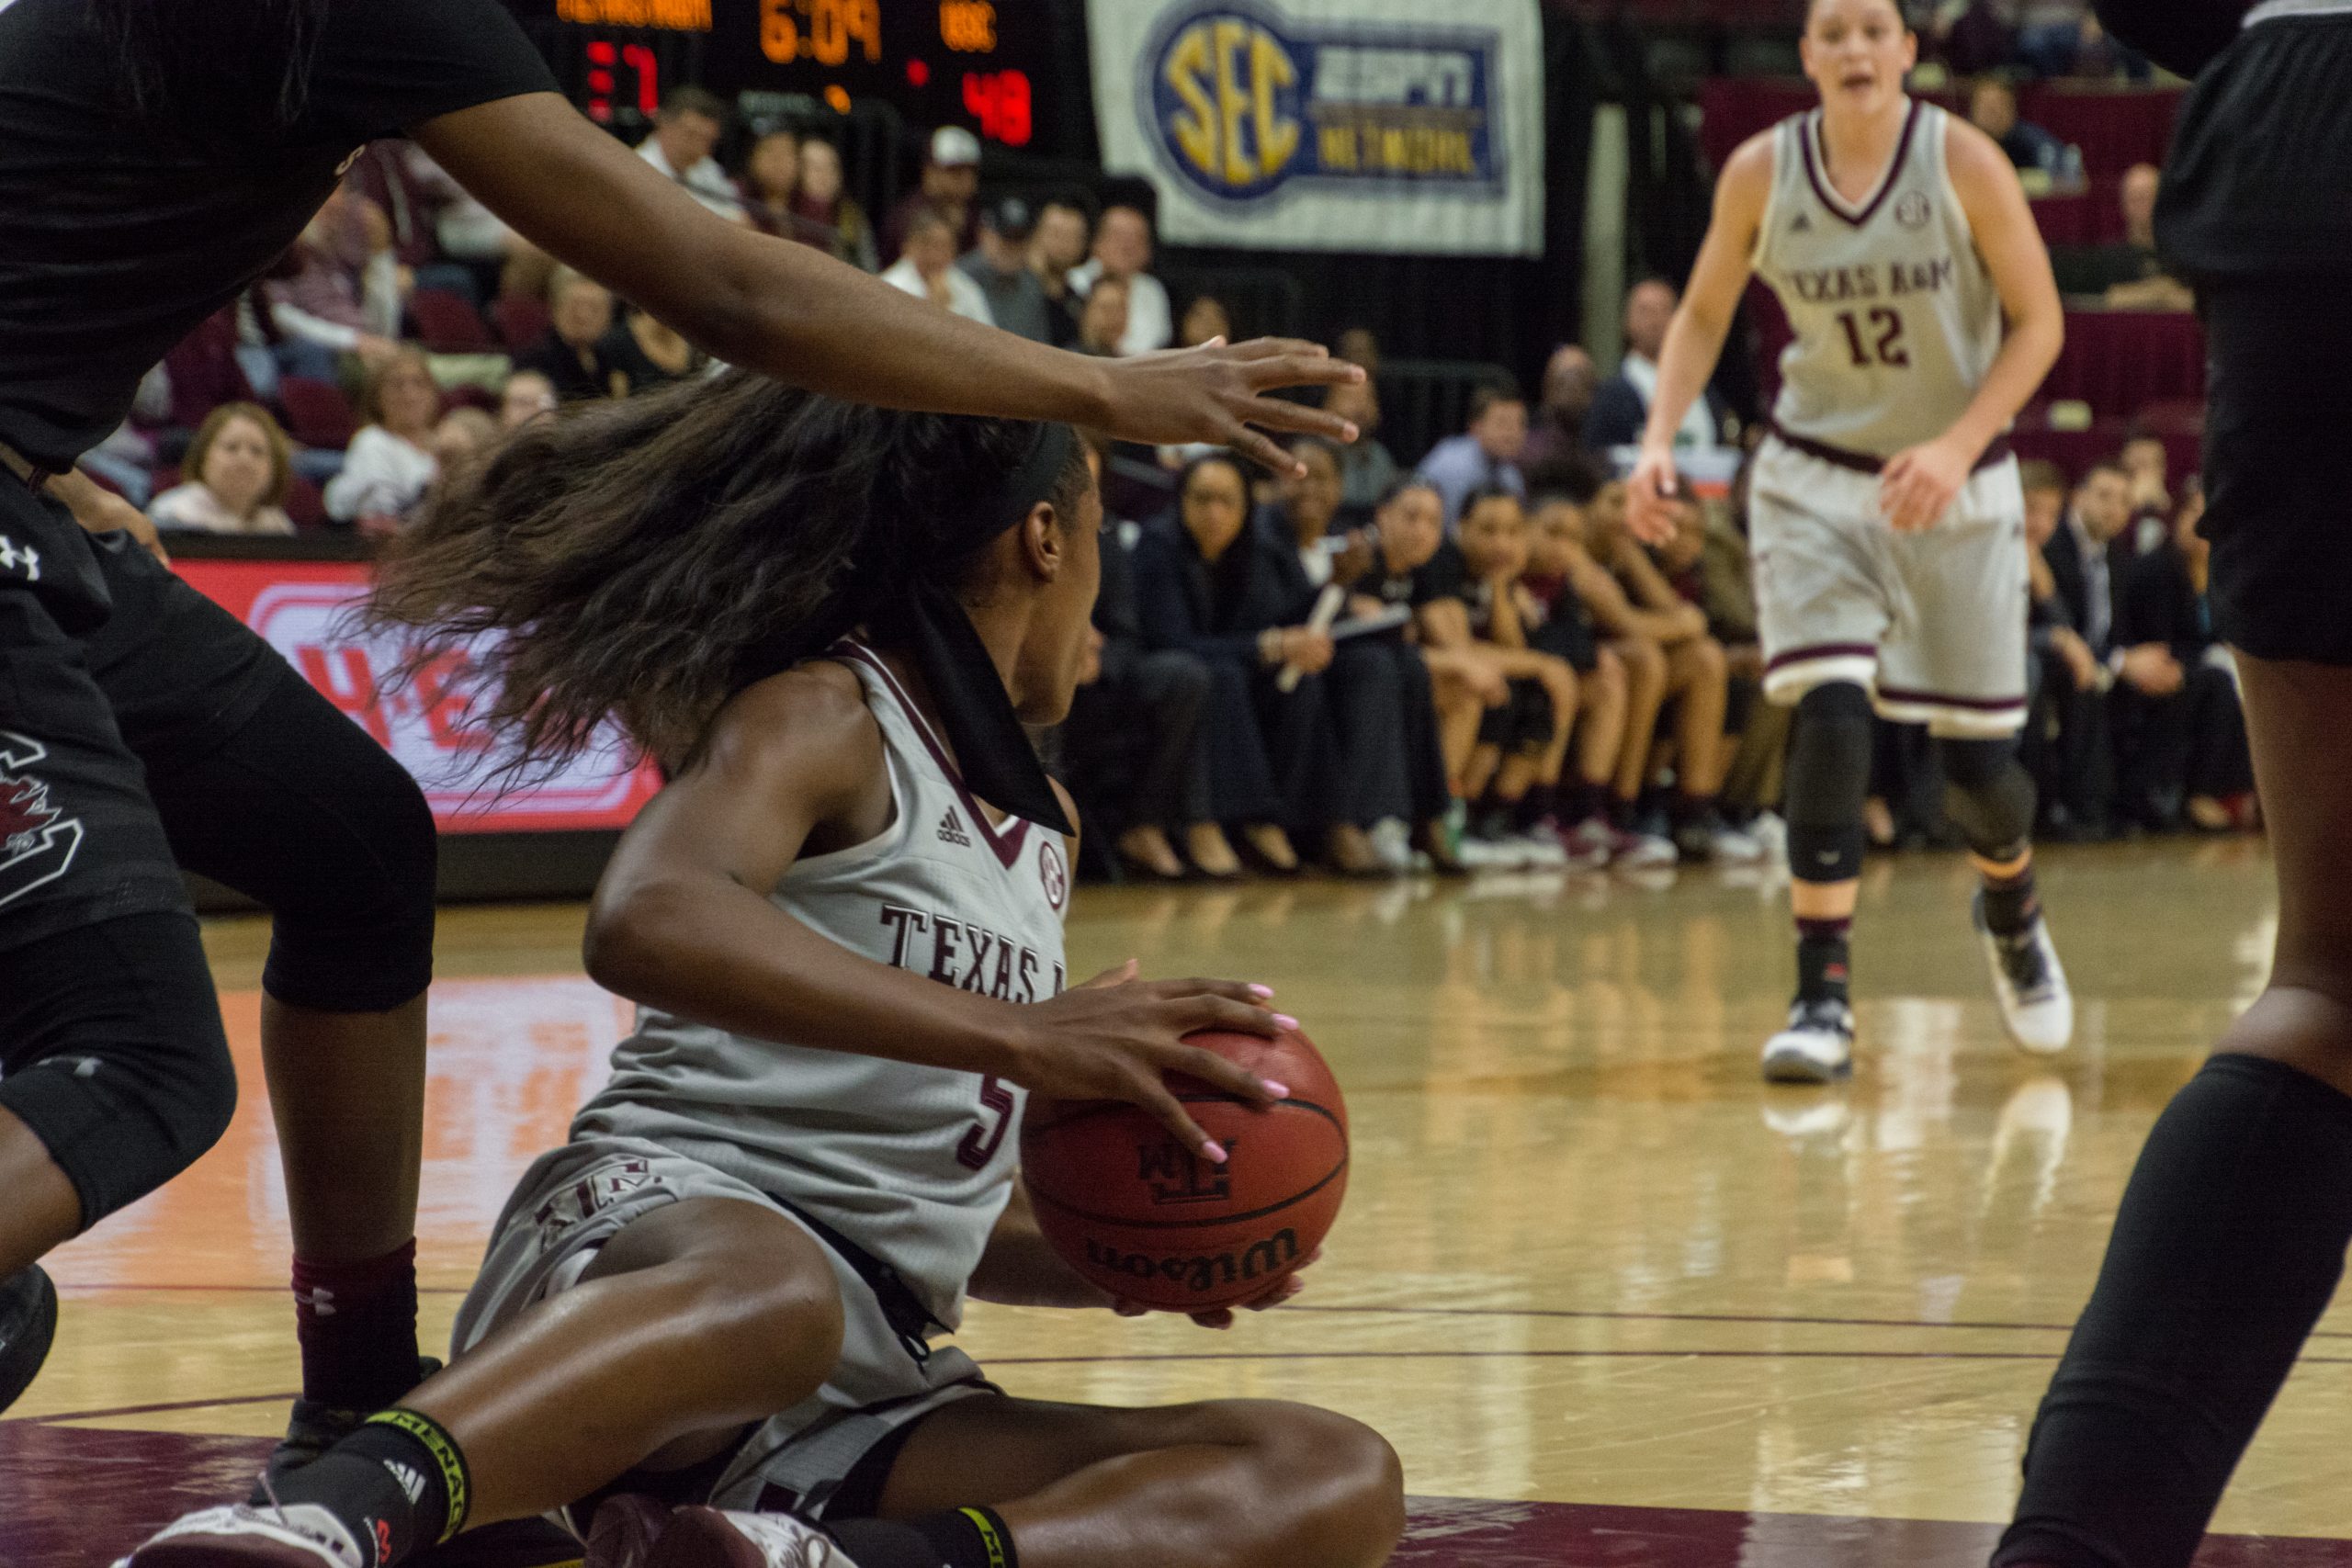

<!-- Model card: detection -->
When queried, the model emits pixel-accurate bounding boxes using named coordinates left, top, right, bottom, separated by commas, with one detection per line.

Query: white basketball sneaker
left=1760, top=998, right=1856, bottom=1084
left=646, top=1506, right=858, bottom=1568
left=117, top=1503, right=365, bottom=1568
left=1974, top=894, right=2074, bottom=1055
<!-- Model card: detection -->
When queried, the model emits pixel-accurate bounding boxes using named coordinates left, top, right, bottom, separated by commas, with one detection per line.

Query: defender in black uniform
left=1995, top=5, right=2352, bottom=1565
left=0, top=0, right=1360, bottom=1456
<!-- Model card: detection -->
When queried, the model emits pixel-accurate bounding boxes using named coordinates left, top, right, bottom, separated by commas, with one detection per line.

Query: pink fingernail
left=1202, top=1140, right=1229, bottom=1163
left=1248, top=984, right=1275, bottom=999
left=1272, top=1013, right=1300, bottom=1032
left=1261, top=1079, right=1292, bottom=1099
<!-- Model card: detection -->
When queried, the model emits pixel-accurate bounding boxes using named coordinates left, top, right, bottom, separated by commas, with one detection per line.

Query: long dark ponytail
left=366, top=370, right=1089, bottom=779
left=90, top=0, right=332, bottom=139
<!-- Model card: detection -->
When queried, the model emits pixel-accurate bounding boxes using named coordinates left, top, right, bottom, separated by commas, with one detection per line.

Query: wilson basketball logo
left=0, top=732, right=83, bottom=911
left=1138, top=1137, right=1235, bottom=1204
left=1080, top=1228, right=1301, bottom=1297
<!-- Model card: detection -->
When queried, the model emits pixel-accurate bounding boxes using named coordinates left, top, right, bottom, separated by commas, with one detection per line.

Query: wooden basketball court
left=8, top=840, right=2346, bottom=1566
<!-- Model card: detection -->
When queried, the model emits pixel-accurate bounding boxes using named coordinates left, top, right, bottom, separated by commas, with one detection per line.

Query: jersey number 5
left=957, top=1076, right=1017, bottom=1170
left=1836, top=308, right=1911, bottom=368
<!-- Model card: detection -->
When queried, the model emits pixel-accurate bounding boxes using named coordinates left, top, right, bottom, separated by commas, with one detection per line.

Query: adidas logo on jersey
left=1790, top=210, right=1813, bottom=233
left=937, top=808, right=973, bottom=848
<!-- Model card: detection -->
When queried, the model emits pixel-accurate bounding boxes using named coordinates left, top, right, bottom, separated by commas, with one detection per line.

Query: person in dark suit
left=1130, top=452, right=1326, bottom=874
left=2109, top=479, right=2254, bottom=829
left=1583, top=279, right=1734, bottom=457
left=2033, top=460, right=2129, bottom=834
left=1057, top=491, right=1230, bottom=881
left=2040, top=458, right=2203, bottom=836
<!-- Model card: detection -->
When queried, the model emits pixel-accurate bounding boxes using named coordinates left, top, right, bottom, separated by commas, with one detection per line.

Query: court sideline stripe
left=27, top=1347, right=2352, bottom=1427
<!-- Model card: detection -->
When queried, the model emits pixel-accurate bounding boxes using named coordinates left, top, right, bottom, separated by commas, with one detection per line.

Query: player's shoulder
left=702, top=660, right=885, bottom=783
left=1721, top=128, right=1782, bottom=195
left=1935, top=109, right=2022, bottom=195
left=1713, top=130, right=1781, bottom=222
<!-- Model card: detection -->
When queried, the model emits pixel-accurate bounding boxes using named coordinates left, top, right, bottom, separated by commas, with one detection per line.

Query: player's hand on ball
left=1099, top=336, right=1363, bottom=477
left=1111, top=1246, right=1321, bottom=1329
left=1013, top=959, right=1292, bottom=1160
left=1879, top=437, right=1972, bottom=531
left=1625, top=445, right=1682, bottom=546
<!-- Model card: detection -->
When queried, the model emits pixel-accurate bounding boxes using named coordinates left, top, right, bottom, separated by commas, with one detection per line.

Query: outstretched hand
left=1099, top=338, right=1363, bottom=476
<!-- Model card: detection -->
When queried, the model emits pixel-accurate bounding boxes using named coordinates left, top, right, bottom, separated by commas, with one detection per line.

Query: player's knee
left=1247, top=1403, right=1408, bottom=1566
left=1784, top=682, right=1873, bottom=880
left=262, top=747, right=437, bottom=1014
left=1685, top=636, right=1727, bottom=681
left=1939, top=737, right=2035, bottom=860
left=672, top=1245, right=844, bottom=1412
left=4, top=917, right=241, bottom=1228
left=1593, top=645, right=1627, bottom=696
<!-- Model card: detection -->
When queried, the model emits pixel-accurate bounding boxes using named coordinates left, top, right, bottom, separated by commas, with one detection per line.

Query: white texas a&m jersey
left=1752, top=100, right=2009, bottom=460
left=575, top=639, right=1071, bottom=1327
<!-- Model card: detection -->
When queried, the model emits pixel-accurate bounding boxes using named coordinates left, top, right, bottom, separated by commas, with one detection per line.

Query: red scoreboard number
left=583, top=39, right=662, bottom=122
left=961, top=68, right=1030, bottom=146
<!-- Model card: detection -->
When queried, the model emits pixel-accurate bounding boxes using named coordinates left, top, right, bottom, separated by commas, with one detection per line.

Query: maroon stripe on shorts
left=1873, top=685, right=2027, bottom=713
left=1766, top=642, right=1880, bottom=673
left=1763, top=421, right=2015, bottom=476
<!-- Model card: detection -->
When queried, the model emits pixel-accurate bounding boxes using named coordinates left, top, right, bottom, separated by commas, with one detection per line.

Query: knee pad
left=263, top=730, right=439, bottom=1014
left=0, top=912, right=236, bottom=1228
left=1938, top=737, right=2036, bottom=861
left=1784, top=682, right=1873, bottom=883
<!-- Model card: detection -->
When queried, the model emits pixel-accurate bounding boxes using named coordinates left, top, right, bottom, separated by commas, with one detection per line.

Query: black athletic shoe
left=252, top=1356, right=444, bottom=1495
left=0, top=1264, right=59, bottom=1415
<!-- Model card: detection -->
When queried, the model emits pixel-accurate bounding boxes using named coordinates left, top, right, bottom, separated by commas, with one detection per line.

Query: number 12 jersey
left=1752, top=99, right=2008, bottom=462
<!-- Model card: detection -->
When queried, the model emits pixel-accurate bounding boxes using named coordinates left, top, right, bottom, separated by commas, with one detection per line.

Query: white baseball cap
left=930, top=125, right=982, bottom=167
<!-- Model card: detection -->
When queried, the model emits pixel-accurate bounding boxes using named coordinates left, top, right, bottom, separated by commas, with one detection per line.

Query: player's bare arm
left=1573, top=552, right=1699, bottom=645
left=1627, top=132, right=1775, bottom=542
left=1877, top=118, right=2064, bottom=531
left=413, top=94, right=1362, bottom=475
left=586, top=666, right=1283, bottom=1156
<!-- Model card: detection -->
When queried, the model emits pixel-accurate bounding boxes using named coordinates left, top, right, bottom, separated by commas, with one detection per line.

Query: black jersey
left=2139, top=6, right=2352, bottom=282
left=0, top=0, right=555, bottom=475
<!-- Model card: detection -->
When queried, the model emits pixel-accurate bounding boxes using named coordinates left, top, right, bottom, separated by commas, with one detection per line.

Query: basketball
left=1019, top=1027, right=1350, bottom=1312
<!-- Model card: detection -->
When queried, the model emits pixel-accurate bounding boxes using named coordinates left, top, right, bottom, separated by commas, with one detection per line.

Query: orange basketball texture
left=1019, top=1028, right=1349, bottom=1311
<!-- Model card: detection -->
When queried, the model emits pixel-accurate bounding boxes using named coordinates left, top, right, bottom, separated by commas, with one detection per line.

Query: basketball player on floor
left=1994, top=5, right=2352, bottom=1565
left=0, top=0, right=1358, bottom=1445
left=1626, top=0, right=2072, bottom=1083
left=123, top=387, right=1405, bottom=1568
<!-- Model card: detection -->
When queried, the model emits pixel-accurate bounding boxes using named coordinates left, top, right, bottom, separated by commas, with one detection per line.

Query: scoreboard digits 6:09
left=525, top=0, right=1056, bottom=148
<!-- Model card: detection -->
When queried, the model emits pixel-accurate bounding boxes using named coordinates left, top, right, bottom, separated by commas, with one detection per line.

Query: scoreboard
left=507, top=0, right=1067, bottom=149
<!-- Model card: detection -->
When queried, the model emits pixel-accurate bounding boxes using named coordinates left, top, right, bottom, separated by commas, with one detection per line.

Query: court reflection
left=26, top=840, right=2349, bottom=1544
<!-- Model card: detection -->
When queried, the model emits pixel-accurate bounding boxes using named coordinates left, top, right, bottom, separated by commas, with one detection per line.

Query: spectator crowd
left=104, top=73, right=2252, bottom=884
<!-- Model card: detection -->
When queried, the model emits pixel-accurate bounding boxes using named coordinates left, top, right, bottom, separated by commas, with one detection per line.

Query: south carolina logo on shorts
left=1038, top=838, right=1069, bottom=912
left=0, top=734, right=84, bottom=910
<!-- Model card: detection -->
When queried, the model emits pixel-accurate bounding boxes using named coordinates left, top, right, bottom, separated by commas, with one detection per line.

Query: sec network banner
left=1089, top=0, right=1544, bottom=256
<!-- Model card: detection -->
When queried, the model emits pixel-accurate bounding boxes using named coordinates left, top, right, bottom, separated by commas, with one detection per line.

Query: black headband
left=895, top=421, right=1080, bottom=836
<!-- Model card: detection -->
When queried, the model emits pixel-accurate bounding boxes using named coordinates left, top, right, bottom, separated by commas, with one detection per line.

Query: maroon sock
left=292, top=1239, right=423, bottom=1412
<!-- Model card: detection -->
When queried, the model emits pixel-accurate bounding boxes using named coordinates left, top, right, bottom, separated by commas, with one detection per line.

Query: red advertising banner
left=175, top=558, right=662, bottom=834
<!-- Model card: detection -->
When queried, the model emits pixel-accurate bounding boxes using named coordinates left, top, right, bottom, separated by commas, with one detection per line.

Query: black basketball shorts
left=0, top=499, right=191, bottom=953
left=2196, top=279, right=2352, bottom=666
